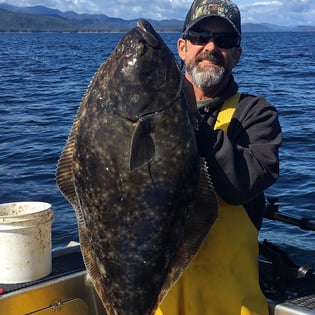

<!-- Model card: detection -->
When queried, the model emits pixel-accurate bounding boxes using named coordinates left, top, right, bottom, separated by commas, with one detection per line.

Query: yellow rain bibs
left=156, top=93, right=268, bottom=315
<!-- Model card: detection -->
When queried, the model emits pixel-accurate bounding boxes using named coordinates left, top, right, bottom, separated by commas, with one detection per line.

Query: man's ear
left=177, top=38, right=186, bottom=61
left=232, top=46, right=242, bottom=66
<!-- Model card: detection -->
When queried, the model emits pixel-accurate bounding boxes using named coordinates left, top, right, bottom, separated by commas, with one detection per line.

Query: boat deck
left=0, top=245, right=314, bottom=315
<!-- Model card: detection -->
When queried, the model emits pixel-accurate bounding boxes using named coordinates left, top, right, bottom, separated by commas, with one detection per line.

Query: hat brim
left=184, top=15, right=241, bottom=37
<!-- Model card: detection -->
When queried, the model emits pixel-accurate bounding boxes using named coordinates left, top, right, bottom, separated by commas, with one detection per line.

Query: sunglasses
left=182, top=31, right=240, bottom=49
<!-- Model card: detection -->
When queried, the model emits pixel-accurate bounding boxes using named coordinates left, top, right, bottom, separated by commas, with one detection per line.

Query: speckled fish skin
left=56, top=19, right=217, bottom=315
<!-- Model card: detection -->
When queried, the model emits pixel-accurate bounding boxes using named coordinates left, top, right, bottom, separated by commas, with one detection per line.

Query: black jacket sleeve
left=195, top=94, right=282, bottom=206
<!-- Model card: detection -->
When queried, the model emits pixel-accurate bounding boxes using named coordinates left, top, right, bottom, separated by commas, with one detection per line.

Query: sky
left=1, top=0, right=315, bottom=26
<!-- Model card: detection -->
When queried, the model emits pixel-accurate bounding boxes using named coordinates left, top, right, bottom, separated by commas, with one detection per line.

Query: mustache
left=195, top=51, right=224, bottom=66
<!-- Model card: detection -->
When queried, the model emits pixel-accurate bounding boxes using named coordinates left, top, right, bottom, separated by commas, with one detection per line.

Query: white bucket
left=0, top=201, right=54, bottom=284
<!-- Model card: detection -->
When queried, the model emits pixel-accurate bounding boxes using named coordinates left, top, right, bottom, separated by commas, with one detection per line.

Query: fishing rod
left=265, top=197, right=315, bottom=232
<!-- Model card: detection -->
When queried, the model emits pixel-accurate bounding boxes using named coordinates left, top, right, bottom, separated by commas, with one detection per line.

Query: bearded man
left=155, top=0, right=282, bottom=314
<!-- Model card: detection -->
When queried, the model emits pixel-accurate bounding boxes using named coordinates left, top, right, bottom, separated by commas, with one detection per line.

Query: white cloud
left=0, top=0, right=314, bottom=25
left=251, top=1, right=282, bottom=6
left=239, top=0, right=315, bottom=26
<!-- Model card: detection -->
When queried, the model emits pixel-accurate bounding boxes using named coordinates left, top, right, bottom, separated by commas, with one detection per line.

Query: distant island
left=0, top=3, right=314, bottom=33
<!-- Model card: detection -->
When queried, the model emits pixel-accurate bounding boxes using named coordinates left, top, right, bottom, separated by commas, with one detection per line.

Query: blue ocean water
left=0, top=31, right=314, bottom=268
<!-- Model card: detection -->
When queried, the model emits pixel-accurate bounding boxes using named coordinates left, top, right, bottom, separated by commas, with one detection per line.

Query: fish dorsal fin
left=56, top=108, right=85, bottom=225
left=155, top=158, right=218, bottom=310
left=129, top=117, right=155, bottom=171
left=56, top=124, right=77, bottom=205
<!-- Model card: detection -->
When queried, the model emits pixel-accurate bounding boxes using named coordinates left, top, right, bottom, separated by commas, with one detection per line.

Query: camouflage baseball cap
left=183, top=0, right=241, bottom=37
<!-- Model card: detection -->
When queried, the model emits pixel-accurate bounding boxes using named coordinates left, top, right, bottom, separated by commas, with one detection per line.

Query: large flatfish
left=56, top=19, right=217, bottom=315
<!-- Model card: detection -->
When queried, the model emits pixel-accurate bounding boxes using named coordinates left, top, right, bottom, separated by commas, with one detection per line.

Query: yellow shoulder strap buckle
left=214, top=92, right=241, bottom=131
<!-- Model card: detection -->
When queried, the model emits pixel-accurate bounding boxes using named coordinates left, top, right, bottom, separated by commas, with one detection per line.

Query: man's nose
left=203, top=39, right=217, bottom=52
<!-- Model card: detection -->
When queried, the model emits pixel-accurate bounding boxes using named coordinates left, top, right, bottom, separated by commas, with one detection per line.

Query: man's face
left=178, top=17, right=242, bottom=95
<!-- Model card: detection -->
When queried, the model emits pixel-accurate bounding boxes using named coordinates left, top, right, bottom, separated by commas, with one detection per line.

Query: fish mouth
left=136, top=19, right=161, bottom=48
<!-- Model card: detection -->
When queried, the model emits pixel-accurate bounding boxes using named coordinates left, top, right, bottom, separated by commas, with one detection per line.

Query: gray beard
left=187, top=62, right=225, bottom=93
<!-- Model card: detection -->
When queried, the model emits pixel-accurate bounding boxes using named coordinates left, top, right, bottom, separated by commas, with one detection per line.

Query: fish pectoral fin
left=129, top=118, right=155, bottom=171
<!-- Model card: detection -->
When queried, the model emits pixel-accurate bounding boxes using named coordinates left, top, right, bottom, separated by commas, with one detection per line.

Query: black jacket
left=195, top=77, right=282, bottom=230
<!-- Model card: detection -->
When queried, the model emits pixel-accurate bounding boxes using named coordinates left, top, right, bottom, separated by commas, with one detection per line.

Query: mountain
left=0, top=3, right=314, bottom=33
left=243, top=22, right=315, bottom=32
left=0, top=8, right=81, bottom=32
left=0, top=4, right=183, bottom=32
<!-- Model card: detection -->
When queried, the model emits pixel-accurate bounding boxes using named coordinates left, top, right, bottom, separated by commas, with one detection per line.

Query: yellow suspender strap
left=214, top=92, right=241, bottom=131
